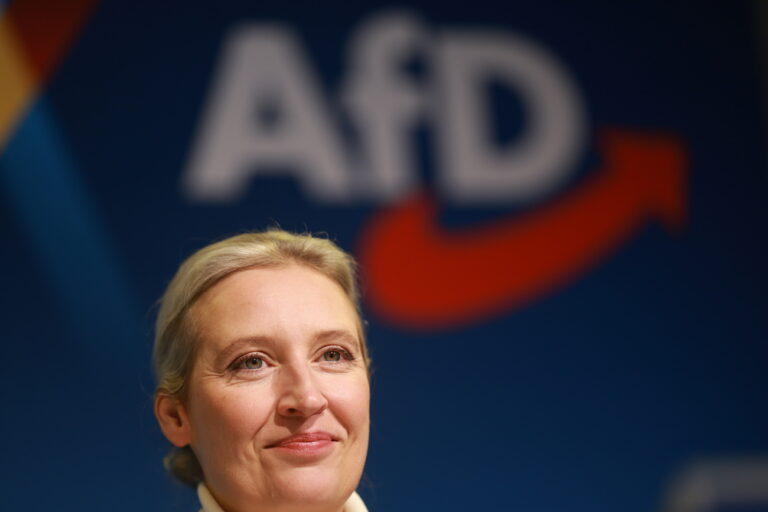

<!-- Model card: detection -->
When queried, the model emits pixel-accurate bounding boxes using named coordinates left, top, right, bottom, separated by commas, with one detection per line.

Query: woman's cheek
left=330, top=373, right=371, bottom=429
left=201, top=382, right=274, bottom=439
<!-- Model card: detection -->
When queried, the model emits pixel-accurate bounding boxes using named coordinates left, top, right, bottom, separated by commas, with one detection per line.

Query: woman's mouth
left=267, top=432, right=337, bottom=458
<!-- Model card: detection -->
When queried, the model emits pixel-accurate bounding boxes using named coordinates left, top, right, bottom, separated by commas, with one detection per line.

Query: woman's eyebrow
left=313, top=329, right=360, bottom=349
left=215, top=336, right=275, bottom=367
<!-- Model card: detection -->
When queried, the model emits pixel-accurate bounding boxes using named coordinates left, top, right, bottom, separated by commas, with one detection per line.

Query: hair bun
left=164, top=445, right=204, bottom=487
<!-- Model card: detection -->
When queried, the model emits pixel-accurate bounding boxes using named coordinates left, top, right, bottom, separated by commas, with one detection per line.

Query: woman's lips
left=267, top=432, right=336, bottom=457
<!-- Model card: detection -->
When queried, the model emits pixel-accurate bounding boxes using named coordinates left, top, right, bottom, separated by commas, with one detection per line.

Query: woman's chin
left=269, top=467, right=349, bottom=505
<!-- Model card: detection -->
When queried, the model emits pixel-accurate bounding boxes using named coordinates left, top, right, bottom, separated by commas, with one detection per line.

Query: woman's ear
left=155, top=393, right=193, bottom=447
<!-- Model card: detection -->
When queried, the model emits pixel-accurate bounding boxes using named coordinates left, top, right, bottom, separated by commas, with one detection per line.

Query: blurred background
left=1, top=0, right=766, bottom=510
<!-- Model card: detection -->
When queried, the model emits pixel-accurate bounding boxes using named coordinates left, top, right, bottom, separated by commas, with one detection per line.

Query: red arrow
left=358, top=129, right=687, bottom=329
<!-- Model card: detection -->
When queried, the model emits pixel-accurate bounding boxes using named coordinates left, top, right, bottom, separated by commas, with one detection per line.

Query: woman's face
left=173, top=264, right=370, bottom=512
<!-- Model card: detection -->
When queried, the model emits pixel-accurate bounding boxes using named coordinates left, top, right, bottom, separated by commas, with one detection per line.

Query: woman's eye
left=240, top=356, right=264, bottom=370
left=322, top=349, right=354, bottom=363
left=323, top=350, right=342, bottom=362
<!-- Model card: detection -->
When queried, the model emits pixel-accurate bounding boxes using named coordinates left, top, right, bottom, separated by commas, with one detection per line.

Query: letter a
left=183, top=25, right=350, bottom=202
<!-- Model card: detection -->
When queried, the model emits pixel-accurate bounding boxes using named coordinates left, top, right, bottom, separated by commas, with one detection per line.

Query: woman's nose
left=276, top=364, right=328, bottom=418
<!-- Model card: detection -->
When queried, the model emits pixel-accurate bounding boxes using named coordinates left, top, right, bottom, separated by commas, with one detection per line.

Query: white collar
left=197, top=482, right=368, bottom=512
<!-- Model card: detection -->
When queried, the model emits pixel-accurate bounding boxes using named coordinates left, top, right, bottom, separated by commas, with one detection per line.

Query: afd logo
left=184, top=11, right=687, bottom=329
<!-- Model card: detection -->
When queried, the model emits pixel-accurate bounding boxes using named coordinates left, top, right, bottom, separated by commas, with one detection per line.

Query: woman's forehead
left=190, top=264, right=361, bottom=347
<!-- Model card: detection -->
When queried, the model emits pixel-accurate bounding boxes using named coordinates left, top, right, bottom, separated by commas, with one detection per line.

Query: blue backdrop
left=0, top=1, right=766, bottom=511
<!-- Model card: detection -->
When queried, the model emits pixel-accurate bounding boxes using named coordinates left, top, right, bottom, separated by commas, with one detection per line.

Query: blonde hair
left=153, top=229, right=368, bottom=486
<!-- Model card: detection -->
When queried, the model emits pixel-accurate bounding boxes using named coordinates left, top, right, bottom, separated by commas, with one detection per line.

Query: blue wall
left=1, top=1, right=766, bottom=510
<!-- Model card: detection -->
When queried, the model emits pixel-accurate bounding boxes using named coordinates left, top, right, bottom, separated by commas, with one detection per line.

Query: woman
left=153, top=230, right=371, bottom=512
